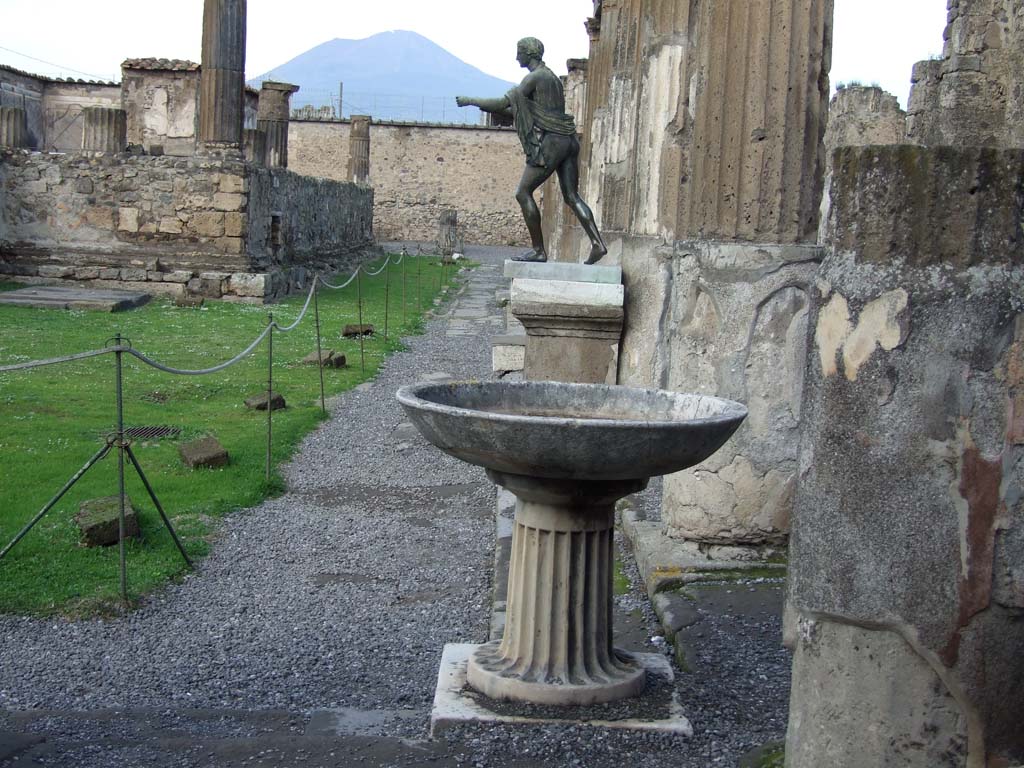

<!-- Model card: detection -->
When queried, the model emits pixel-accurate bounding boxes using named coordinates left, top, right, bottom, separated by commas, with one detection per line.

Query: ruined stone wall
left=907, top=0, right=1024, bottom=148
left=288, top=119, right=528, bottom=247
left=121, top=65, right=200, bottom=156
left=786, top=144, right=1024, bottom=767
left=247, top=166, right=373, bottom=270
left=825, top=86, right=907, bottom=151
left=0, top=150, right=373, bottom=301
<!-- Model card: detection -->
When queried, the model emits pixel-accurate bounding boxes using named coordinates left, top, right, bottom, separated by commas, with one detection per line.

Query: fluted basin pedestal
left=397, top=381, right=747, bottom=710
left=469, top=471, right=646, bottom=705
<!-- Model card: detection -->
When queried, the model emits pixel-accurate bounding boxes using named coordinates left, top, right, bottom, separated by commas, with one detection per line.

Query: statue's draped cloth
left=505, top=86, right=576, bottom=168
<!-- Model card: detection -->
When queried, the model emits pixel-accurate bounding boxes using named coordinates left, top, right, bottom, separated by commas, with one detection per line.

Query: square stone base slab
left=430, top=643, right=693, bottom=738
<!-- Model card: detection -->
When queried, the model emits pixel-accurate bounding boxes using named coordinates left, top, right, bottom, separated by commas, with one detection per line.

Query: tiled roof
left=0, top=63, right=118, bottom=86
left=121, top=58, right=200, bottom=72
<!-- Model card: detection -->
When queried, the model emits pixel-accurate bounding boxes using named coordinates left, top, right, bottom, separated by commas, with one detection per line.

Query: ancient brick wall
left=0, top=150, right=373, bottom=300
left=288, top=119, right=528, bottom=247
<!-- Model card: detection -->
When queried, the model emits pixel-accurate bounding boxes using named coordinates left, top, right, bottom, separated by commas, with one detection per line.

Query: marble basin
left=396, top=380, right=746, bottom=705
left=395, top=380, right=747, bottom=481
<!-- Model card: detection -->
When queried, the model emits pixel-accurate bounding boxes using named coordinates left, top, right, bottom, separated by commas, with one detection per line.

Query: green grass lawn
left=0, top=255, right=461, bottom=616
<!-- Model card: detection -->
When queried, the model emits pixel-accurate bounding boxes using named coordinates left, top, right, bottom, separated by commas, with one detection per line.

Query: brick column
left=257, top=81, right=299, bottom=168
left=347, top=114, right=370, bottom=183
left=199, top=0, right=246, bottom=147
left=81, top=107, right=127, bottom=153
left=0, top=106, right=28, bottom=149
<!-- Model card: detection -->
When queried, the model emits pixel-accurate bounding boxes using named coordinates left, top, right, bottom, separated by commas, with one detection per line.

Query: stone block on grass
left=76, top=496, right=141, bottom=547
left=179, top=436, right=229, bottom=469
left=342, top=324, right=374, bottom=337
left=245, top=391, right=286, bottom=411
left=302, top=350, right=347, bottom=368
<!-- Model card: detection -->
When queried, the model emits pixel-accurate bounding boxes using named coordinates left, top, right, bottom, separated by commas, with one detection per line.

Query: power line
left=0, top=44, right=113, bottom=81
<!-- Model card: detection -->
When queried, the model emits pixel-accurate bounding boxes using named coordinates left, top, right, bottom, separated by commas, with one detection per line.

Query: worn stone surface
left=257, top=82, right=299, bottom=168
left=786, top=620, right=968, bottom=767
left=178, top=436, right=229, bottom=469
left=81, top=107, right=127, bottom=153
left=121, top=60, right=200, bottom=157
left=301, top=349, right=346, bottom=368
left=787, top=145, right=1024, bottom=766
left=0, top=286, right=150, bottom=311
left=342, top=324, right=374, bottom=338
left=907, top=0, right=1024, bottom=148
left=76, top=496, right=141, bottom=547
left=244, top=391, right=286, bottom=411
left=652, top=242, right=822, bottom=545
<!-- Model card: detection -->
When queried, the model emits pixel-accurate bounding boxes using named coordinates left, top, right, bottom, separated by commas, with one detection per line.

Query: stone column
left=507, top=261, right=624, bottom=385
left=257, top=81, right=298, bottom=168
left=242, top=127, right=266, bottom=165
left=469, top=471, right=647, bottom=704
left=199, top=0, right=246, bottom=147
left=81, top=107, right=127, bottom=153
left=786, top=145, right=1024, bottom=767
left=0, top=106, right=27, bottom=149
left=347, top=114, right=370, bottom=183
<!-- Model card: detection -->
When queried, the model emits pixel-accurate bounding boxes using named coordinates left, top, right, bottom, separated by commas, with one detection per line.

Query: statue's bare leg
left=514, top=164, right=556, bottom=262
left=557, top=144, right=607, bottom=265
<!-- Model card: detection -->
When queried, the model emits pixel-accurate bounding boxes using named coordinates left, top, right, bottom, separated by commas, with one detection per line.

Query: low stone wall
left=288, top=119, right=528, bottom=248
left=0, top=149, right=374, bottom=301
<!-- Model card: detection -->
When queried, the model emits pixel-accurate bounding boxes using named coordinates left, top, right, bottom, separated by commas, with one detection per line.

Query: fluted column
left=0, top=107, right=28, bottom=149
left=199, top=0, right=247, bottom=147
left=468, top=471, right=647, bottom=705
left=257, top=81, right=298, bottom=168
left=347, top=114, right=370, bottom=183
left=242, top=127, right=266, bottom=165
left=81, top=107, right=127, bottom=153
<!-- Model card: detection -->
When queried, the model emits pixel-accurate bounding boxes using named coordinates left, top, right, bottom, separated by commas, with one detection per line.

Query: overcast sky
left=0, top=0, right=947, bottom=108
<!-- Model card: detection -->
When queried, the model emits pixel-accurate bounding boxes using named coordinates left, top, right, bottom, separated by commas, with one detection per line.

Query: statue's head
left=516, top=37, right=544, bottom=67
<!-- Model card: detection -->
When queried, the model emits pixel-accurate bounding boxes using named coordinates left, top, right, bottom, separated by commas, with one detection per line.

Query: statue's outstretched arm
left=456, top=95, right=512, bottom=115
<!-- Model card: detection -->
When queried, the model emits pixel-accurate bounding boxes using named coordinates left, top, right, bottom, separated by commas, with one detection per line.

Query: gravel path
left=0, top=245, right=790, bottom=767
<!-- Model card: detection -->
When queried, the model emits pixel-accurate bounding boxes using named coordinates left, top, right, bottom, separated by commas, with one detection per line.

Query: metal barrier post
left=114, top=333, right=128, bottom=602
left=383, top=258, right=391, bottom=342
left=402, top=251, right=408, bottom=325
left=313, top=284, right=326, bottom=416
left=417, top=255, right=422, bottom=312
left=266, top=314, right=273, bottom=481
left=356, top=269, right=366, bottom=372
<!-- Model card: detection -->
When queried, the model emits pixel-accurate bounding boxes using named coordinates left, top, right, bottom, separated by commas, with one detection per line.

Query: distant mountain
left=248, top=30, right=516, bottom=124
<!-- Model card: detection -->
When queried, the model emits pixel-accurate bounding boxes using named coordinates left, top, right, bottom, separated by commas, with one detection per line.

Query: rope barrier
left=0, top=251, right=444, bottom=376
left=0, top=347, right=114, bottom=373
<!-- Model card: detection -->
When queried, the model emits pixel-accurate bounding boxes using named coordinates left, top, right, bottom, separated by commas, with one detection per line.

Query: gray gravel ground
left=0, top=244, right=789, bottom=767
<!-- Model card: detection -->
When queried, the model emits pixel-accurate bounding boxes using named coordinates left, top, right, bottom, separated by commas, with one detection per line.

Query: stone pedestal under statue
left=506, top=260, right=623, bottom=384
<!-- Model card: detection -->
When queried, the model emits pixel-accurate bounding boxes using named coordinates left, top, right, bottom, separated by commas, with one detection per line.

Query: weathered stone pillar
left=907, top=0, right=1024, bottom=148
left=347, top=114, right=370, bottom=183
left=786, top=145, right=1024, bottom=767
left=81, top=107, right=127, bottom=153
left=198, top=0, right=246, bottom=147
left=242, top=127, right=266, bottom=165
left=0, top=106, right=28, bottom=149
left=256, top=81, right=298, bottom=168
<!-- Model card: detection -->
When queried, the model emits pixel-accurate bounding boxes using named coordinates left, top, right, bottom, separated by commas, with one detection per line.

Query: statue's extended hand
left=455, top=96, right=474, bottom=108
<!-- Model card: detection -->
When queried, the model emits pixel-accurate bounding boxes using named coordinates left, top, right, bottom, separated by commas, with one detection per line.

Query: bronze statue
left=457, top=37, right=607, bottom=264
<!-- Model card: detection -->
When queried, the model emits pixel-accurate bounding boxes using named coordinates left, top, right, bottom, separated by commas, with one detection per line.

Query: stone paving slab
left=430, top=644, right=691, bottom=738
left=0, top=286, right=151, bottom=312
